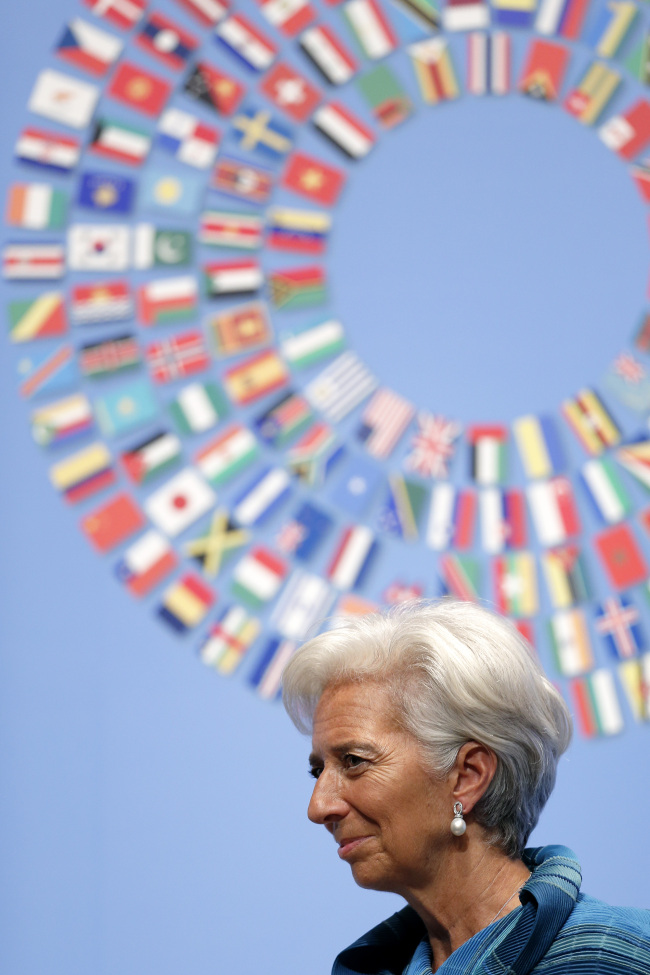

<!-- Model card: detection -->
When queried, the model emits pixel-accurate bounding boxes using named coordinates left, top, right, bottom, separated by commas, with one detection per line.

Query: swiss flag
left=259, top=62, right=321, bottom=122
left=282, top=151, right=345, bottom=205
left=107, top=62, right=171, bottom=116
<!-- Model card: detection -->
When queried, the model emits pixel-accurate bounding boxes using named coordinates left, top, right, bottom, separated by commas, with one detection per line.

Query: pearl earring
left=450, top=801, right=466, bottom=836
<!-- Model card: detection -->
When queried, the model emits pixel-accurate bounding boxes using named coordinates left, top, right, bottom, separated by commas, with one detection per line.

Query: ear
left=449, top=741, right=497, bottom=816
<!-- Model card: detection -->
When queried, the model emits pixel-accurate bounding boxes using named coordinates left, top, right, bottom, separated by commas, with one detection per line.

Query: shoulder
left=332, top=907, right=424, bottom=975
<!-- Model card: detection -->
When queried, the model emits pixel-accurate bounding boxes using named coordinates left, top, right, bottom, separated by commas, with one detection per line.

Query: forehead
left=311, top=681, right=402, bottom=752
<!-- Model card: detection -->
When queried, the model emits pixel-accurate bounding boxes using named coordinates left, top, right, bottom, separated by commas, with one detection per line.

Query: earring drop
left=450, top=801, right=466, bottom=836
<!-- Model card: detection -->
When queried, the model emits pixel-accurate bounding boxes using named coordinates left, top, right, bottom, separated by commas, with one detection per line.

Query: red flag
left=593, top=523, right=648, bottom=589
left=259, top=62, right=321, bottom=123
left=518, top=39, right=569, bottom=101
left=107, top=62, right=171, bottom=116
left=282, top=151, right=345, bottom=205
left=81, top=493, right=145, bottom=553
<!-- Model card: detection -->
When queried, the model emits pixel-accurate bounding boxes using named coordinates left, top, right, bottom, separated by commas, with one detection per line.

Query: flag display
left=204, top=259, right=263, bottom=298
left=618, top=653, right=650, bottom=722
left=146, top=331, right=210, bottom=384
left=260, top=62, right=321, bottom=122
left=584, top=0, right=636, bottom=59
left=199, top=604, right=261, bottom=673
left=56, top=17, right=123, bottom=76
left=121, top=430, right=183, bottom=484
left=107, top=62, right=171, bottom=116
left=156, top=108, right=219, bottom=169
left=18, top=345, right=75, bottom=398
left=519, top=39, right=569, bottom=100
left=31, top=394, right=94, bottom=448
left=282, top=151, right=346, bottom=205
left=114, top=529, right=177, bottom=597
left=95, top=378, right=159, bottom=438
left=70, top=280, right=133, bottom=325
left=89, top=117, right=151, bottom=165
left=343, top=0, right=398, bottom=60
left=313, top=101, right=375, bottom=160
left=185, top=509, right=249, bottom=576
left=81, top=492, right=145, bottom=553
left=468, top=425, right=507, bottom=484
left=49, top=441, right=115, bottom=503
left=439, top=554, right=481, bottom=601
left=526, top=476, right=581, bottom=547
left=579, top=457, right=631, bottom=525
left=67, top=224, right=130, bottom=272
left=6, top=183, right=67, bottom=229
left=287, top=421, right=343, bottom=485
left=223, top=350, right=289, bottom=405
left=194, top=423, right=260, bottom=486
left=133, top=226, right=192, bottom=270
left=442, top=0, right=489, bottom=30
left=232, top=467, right=292, bottom=526
left=467, top=31, right=510, bottom=96
left=270, top=569, right=334, bottom=640
left=266, top=207, right=331, bottom=253
left=249, top=637, right=297, bottom=699
left=280, top=318, right=344, bottom=367
left=549, top=608, right=594, bottom=676
left=570, top=670, right=624, bottom=737
left=541, top=545, right=591, bottom=609
left=329, top=454, right=383, bottom=516
left=136, top=11, right=198, bottom=69
left=275, top=501, right=333, bottom=560
left=211, top=157, right=274, bottom=205
left=479, top=488, right=526, bottom=554
left=327, top=525, right=377, bottom=590
left=170, top=382, right=229, bottom=436
left=8, top=293, right=66, bottom=342
left=215, top=13, right=277, bottom=72
left=231, top=107, right=293, bottom=159
left=426, top=484, right=476, bottom=551
left=231, top=546, right=288, bottom=607
left=535, top=0, right=589, bottom=38
left=593, top=524, right=648, bottom=589
left=158, top=573, right=215, bottom=633
left=406, top=413, right=461, bottom=479
left=357, top=64, right=413, bottom=128
left=144, top=467, right=216, bottom=537
left=28, top=69, right=99, bottom=128
left=564, top=61, right=620, bottom=125
left=561, top=389, right=620, bottom=455
left=512, top=414, right=565, bottom=480
left=409, top=38, right=460, bottom=104
left=15, top=127, right=80, bottom=174
left=184, top=61, right=245, bottom=116
left=357, top=388, right=414, bottom=460
left=209, top=301, right=272, bottom=356
left=299, top=24, right=358, bottom=85
left=79, top=334, right=140, bottom=379
left=493, top=552, right=538, bottom=617
left=4, top=243, right=65, bottom=280
left=255, top=391, right=313, bottom=446
left=199, top=210, right=264, bottom=249
left=595, top=595, right=644, bottom=660
left=77, top=171, right=134, bottom=214
left=259, top=0, right=315, bottom=35
left=378, top=475, right=427, bottom=540
left=269, top=265, right=326, bottom=309
left=599, top=99, right=650, bottom=160
left=83, top=0, right=146, bottom=30
left=305, top=351, right=377, bottom=422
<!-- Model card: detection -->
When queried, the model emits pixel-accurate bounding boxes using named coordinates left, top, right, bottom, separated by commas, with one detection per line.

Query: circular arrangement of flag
left=5, top=0, right=650, bottom=739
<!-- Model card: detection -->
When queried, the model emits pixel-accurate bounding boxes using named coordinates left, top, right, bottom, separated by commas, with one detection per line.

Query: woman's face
left=308, top=680, right=454, bottom=896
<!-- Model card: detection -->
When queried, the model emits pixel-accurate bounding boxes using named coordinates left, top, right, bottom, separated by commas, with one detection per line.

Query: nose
left=307, top=768, right=349, bottom=826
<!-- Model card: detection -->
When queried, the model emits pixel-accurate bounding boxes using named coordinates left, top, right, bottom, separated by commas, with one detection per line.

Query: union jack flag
left=146, top=331, right=210, bottom=384
left=595, top=595, right=644, bottom=660
left=613, top=352, right=645, bottom=384
left=405, top=412, right=462, bottom=479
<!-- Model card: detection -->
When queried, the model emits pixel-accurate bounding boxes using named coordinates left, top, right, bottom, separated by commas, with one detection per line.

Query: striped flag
left=18, top=345, right=75, bottom=399
left=56, top=16, right=123, bottom=76
left=5, top=183, right=67, bottom=230
left=299, top=24, right=358, bottom=85
left=305, top=351, right=377, bottom=422
left=493, top=552, right=538, bottom=618
left=31, top=393, right=94, bottom=448
left=71, top=280, right=133, bottom=325
left=3, top=243, right=65, bottom=280
left=549, top=608, right=594, bottom=676
left=342, top=0, right=398, bottom=60
left=146, top=331, right=210, bottom=384
left=584, top=0, right=636, bottom=58
left=439, top=554, right=481, bottom=601
left=249, top=637, right=297, bottom=700
left=138, top=276, right=199, bottom=326
left=426, top=484, right=476, bottom=551
left=268, top=265, right=327, bottom=310
left=564, top=61, right=620, bottom=125
left=169, top=382, right=229, bottom=436
left=357, top=388, right=415, bottom=460
left=89, top=117, right=151, bottom=166
left=280, top=318, right=345, bottom=368
left=232, top=467, right=292, bottom=527
left=541, top=545, right=591, bottom=609
left=625, top=33, right=650, bottom=85
left=199, top=210, right=264, bottom=249
left=408, top=38, right=459, bottom=104
left=158, top=574, right=215, bottom=633
left=570, top=669, right=624, bottom=737
left=378, top=475, right=427, bottom=540
left=79, top=334, right=140, bottom=379
left=406, top=414, right=462, bottom=479
left=615, top=438, right=650, bottom=490
left=255, top=391, right=314, bottom=446
left=467, top=32, right=510, bottom=96
left=312, top=102, right=375, bottom=159
left=442, top=0, right=489, bottom=30
left=8, top=293, right=66, bottom=342
left=561, top=389, right=620, bottom=455
left=212, top=156, right=275, bottom=205
left=599, top=100, right=650, bottom=160
left=209, top=301, right=272, bottom=357
left=49, top=441, right=115, bottom=503
left=157, top=107, right=219, bottom=170
left=194, top=423, right=260, bottom=486
left=144, top=467, right=216, bottom=537
left=215, top=13, right=278, bottom=72
left=535, top=0, right=589, bottom=38
left=479, top=488, right=526, bottom=554
left=389, top=0, right=440, bottom=29
left=327, top=524, right=377, bottom=590
left=595, top=595, right=644, bottom=660
left=199, top=604, right=261, bottom=674
left=258, top=0, right=316, bottom=35
left=518, top=39, right=569, bottom=101
left=266, top=206, right=331, bottom=253
left=579, top=457, right=631, bottom=525
left=526, top=476, right=581, bottom=547
left=270, top=569, right=335, bottom=640
left=231, top=546, right=288, bottom=608
left=468, top=425, right=507, bottom=485
left=121, top=430, right=182, bottom=484
left=175, top=0, right=229, bottom=27
left=512, top=414, right=565, bottom=480
left=84, top=0, right=146, bottom=30
left=618, top=653, right=650, bottom=722
left=491, top=0, right=535, bottom=26
left=114, top=530, right=177, bottom=597
left=203, top=259, right=263, bottom=297
left=15, top=126, right=80, bottom=174
left=223, top=350, right=289, bottom=405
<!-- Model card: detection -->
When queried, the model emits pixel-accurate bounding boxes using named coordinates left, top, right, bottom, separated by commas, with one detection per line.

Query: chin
left=350, top=865, right=396, bottom=893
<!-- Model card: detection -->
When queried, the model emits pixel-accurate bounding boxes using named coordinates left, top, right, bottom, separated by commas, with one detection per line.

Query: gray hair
left=282, top=599, right=572, bottom=859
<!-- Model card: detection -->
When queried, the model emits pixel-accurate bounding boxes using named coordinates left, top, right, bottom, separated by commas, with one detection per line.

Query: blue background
left=1, top=1, right=649, bottom=974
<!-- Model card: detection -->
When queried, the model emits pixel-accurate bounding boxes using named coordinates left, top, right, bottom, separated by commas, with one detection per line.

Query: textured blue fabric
left=332, top=846, right=650, bottom=975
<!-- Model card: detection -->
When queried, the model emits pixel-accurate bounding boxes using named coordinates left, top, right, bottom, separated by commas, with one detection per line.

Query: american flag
left=406, top=412, right=462, bottom=478
left=357, top=387, right=415, bottom=460
left=146, top=331, right=210, bottom=384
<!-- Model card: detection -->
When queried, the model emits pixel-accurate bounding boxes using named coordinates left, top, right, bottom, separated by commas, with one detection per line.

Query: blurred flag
left=343, top=0, right=398, bottom=59
left=595, top=595, right=644, bottom=660
left=195, top=423, right=259, bottom=486
left=579, top=457, right=631, bottom=524
left=6, top=183, right=67, bottom=230
left=231, top=107, right=293, bottom=159
left=512, top=413, right=565, bottom=479
left=89, top=117, right=151, bottom=165
left=215, top=13, right=278, bottom=71
left=77, top=171, right=134, bottom=214
left=299, top=24, right=358, bottom=85
left=204, top=259, right=263, bottom=298
left=8, top=293, right=66, bottom=342
left=468, top=424, right=507, bottom=484
left=49, top=441, right=115, bottom=503
left=3, top=243, right=65, bottom=281
left=625, top=33, right=650, bottom=85
left=409, top=38, right=460, bottom=104
left=15, top=127, right=80, bottom=174
left=467, top=31, right=510, bottom=96
left=491, top=0, right=534, bottom=26
left=535, top=0, right=589, bottom=37
left=170, top=381, right=228, bottom=436
left=185, top=509, right=249, bottom=576
left=249, top=637, right=296, bottom=700
left=287, top=421, right=343, bottom=485
left=358, top=63, right=413, bottom=128
left=541, top=544, right=591, bottom=609
left=199, top=210, right=263, bottom=249
left=564, top=61, right=620, bottom=125
left=570, top=670, right=624, bottom=737
left=275, top=500, right=333, bottom=560
left=223, top=350, right=289, bottom=404
left=138, top=169, right=204, bottom=218
left=270, top=569, right=334, bottom=639
left=137, top=276, right=198, bottom=325
left=615, top=438, right=650, bottom=490
left=175, top=0, right=229, bottom=27
left=157, top=108, right=219, bottom=169
left=442, top=0, right=489, bottom=29
left=439, top=554, right=481, bottom=601
left=209, top=300, right=272, bottom=357
left=28, top=69, right=99, bottom=128
left=280, top=318, right=344, bottom=367
left=121, top=430, right=182, bottom=485
left=231, top=546, right=288, bottom=608
left=599, top=100, right=650, bottom=160
left=519, top=39, right=568, bottom=100
left=313, top=101, right=375, bottom=159
left=618, top=653, right=650, bottom=722
left=584, top=0, right=636, bottom=58
left=526, top=476, right=581, bottom=547
left=79, top=333, right=140, bottom=379
left=561, top=388, right=620, bottom=454
left=18, top=345, right=75, bottom=398
left=269, top=265, right=326, bottom=309
left=390, top=0, right=439, bottom=28
left=329, top=453, right=382, bottom=516
left=107, top=62, right=171, bottom=116
left=327, top=525, right=377, bottom=590
left=146, top=331, right=210, bottom=384
left=426, top=484, right=476, bottom=551
left=211, top=157, right=274, bottom=205
left=95, top=378, right=158, bottom=438
left=378, top=474, right=427, bottom=541
left=406, top=413, right=461, bottom=479
left=605, top=351, right=650, bottom=412
left=282, top=151, right=346, bottom=205
left=31, top=393, right=94, bottom=448
left=133, top=225, right=192, bottom=270
left=158, top=573, right=215, bottom=633
left=260, top=62, right=321, bottom=122
left=479, top=488, right=526, bottom=554
left=357, top=387, right=414, bottom=460
left=81, top=493, right=145, bottom=553
left=255, top=391, right=313, bottom=446
left=259, top=0, right=316, bottom=35
left=136, top=11, right=198, bottom=69
left=266, top=206, right=331, bottom=253
left=493, top=552, right=538, bottom=617
left=67, top=224, right=130, bottom=272
left=145, top=467, right=216, bottom=537
left=71, top=280, right=133, bottom=325
left=56, top=17, right=123, bottom=76
left=549, top=608, right=594, bottom=676
left=305, top=351, right=377, bottom=421
left=114, top=529, right=177, bottom=597
left=83, top=0, right=146, bottom=30
left=183, top=61, right=245, bottom=115
left=593, top=523, right=648, bottom=589
left=199, top=604, right=261, bottom=674
left=232, top=467, right=292, bottom=527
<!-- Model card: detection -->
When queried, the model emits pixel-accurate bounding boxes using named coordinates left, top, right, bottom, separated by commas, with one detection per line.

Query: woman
left=282, top=599, right=650, bottom=974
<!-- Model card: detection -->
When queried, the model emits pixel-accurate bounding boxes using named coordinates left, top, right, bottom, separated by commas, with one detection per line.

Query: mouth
left=336, top=836, right=371, bottom=859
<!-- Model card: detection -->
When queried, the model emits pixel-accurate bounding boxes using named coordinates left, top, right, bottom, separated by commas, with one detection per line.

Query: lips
left=337, top=836, right=371, bottom=859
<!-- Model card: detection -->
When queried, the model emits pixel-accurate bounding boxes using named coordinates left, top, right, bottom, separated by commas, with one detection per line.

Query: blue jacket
left=332, top=845, right=650, bottom=974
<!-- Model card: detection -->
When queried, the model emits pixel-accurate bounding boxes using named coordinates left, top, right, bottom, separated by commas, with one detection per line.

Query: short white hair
left=282, top=599, right=572, bottom=858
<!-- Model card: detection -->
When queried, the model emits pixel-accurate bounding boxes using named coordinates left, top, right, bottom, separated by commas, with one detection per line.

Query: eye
left=343, top=753, right=366, bottom=772
left=308, top=765, right=322, bottom=780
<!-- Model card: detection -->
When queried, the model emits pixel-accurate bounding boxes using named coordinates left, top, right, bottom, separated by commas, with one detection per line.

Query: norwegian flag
left=613, top=352, right=645, bottom=384
left=146, top=331, right=210, bottom=384
left=595, top=595, right=644, bottom=660
left=405, top=412, right=462, bottom=478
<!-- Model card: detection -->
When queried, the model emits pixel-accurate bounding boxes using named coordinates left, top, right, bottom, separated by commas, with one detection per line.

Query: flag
left=232, top=467, right=292, bottom=526
left=618, top=653, right=650, bottom=722
left=56, top=17, right=122, bottom=76
left=259, top=62, right=321, bottom=123
left=343, top=0, right=398, bottom=60
left=479, top=488, right=527, bottom=554
left=287, top=421, right=343, bottom=485
left=439, top=554, right=481, bottom=601
left=3, top=243, right=65, bottom=281
left=378, top=475, right=427, bottom=540
left=312, top=101, right=375, bottom=159
left=519, top=39, right=568, bottom=101
left=89, top=117, right=151, bottom=166
left=357, top=388, right=414, bottom=460
left=599, top=100, right=650, bottom=160
left=631, top=311, right=650, bottom=352
left=426, top=484, right=476, bottom=550
left=76, top=171, right=134, bottom=214
left=305, top=351, right=377, bottom=421
left=275, top=500, right=333, bottom=560
left=199, top=604, right=261, bottom=673
left=266, top=207, right=331, bottom=253
left=223, top=350, right=289, bottom=404
left=593, top=523, right=648, bottom=589
left=231, top=107, right=293, bottom=159
left=409, top=38, right=460, bottom=104
left=137, top=276, right=198, bottom=326
left=211, top=157, right=274, bottom=205
left=282, top=151, right=346, bottom=205
left=280, top=318, right=344, bottom=368
left=512, top=414, right=565, bottom=480
left=615, top=438, right=650, bottom=490
left=204, top=260, right=263, bottom=298
left=7, top=293, right=66, bottom=342
left=136, top=11, right=198, bottom=69
left=580, top=457, right=631, bottom=525
left=595, top=595, right=644, bottom=660
left=548, top=608, right=594, bottom=675
left=493, top=552, right=538, bottom=618
left=605, top=352, right=650, bottom=412
left=81, top=492, right=145, bottom=553
left=570, top=670, right=624, bottom=737
left=185, top=509, right=249, bottom=576
left=79, top=333, right=140, bottom=379
left=442, top=0, right=489, bottom=30
left=133, top=225, right=192, bottom=270
left=468, top=425, right=507, bottom=484
left=146, top=331, right=210, bottom=384
left=249, top=637, right=297, bottom=699
left=625, top=33, right=650, bottom=85
left=71, top=280, right=133, bottom=325
left=28, top=69, right=99, bottom=129
left=31, top=393, right=94, bottom=448
left=327, top=525, right=377, bottom=590
left=491, top=0, right=535, bottom=27
left=183, top=61, right=245, bottom=116
left=268, top=265, right=326, bottom=309
left=121, top=430, right=183, bottom=484
left=254, top=391, right=313, bottom=446
left=5, top=182, right=67, bottom=230
left=49, top=441, right=115, bottom=503
left=467, top=31, right=510, bottom=97
left=357, top=64, right=413, bottom=128
left=158, top=574, right=215, bottom=633
left=382, top=582, right=424, bottom=606
left=329, top=453, right=382, bottom=516
left=114, top=529, right=177, bottom=597
left=195, top=423, right=260, bottom=486
left=18, top=345, right=75, bottom=398
left=216, top=14, right=278, bottom=71
left=156, top=108, right=219, bottom=170
left=300, top=24, right=358, bottom=85
left=541, top=544, right=591, bottom=609
left=534, top=0, right=589, bottom=37
left=199, top=210, right=264, bottom=249
left=138, top=168, right=204, bottom=218
left=14, top=127, right=80, bottom=174
left=209, top=300, right=272, bottom=357
left=526, top=476, right=581, bottom=547
left=83, top=0, right=146, bottom=30
left=144, top=467, right=216, bottom=537
left=94, top=377, right=159, bottom=438
left=406, top=413, right=461, bottom=478
left=259, top=0, right=316, bottom=35
left=561, top=388, right=620, bottom=454
left=583, top=0, right=636, bottom=58
left=271, top=570, right=334, bottom=640
left=175, top=0, right=229, bottom=27
left=67, top=224, right=130, bottom=272
left=170, top=381, right=228, bottom=435
left=107, top=62, right=171, bottom=116
left=231, top=546, right=288, bottom=607
left=335, top=593, right=379, bottom=616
